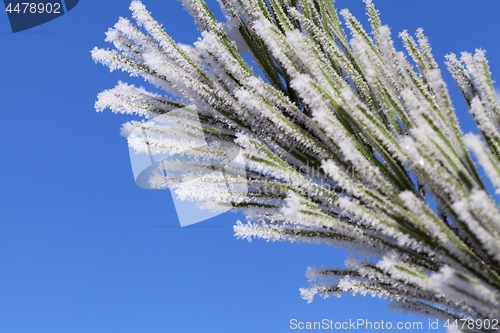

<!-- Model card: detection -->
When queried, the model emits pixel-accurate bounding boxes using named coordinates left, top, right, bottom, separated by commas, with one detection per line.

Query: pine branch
left=93, top=0, right=500, bottom=327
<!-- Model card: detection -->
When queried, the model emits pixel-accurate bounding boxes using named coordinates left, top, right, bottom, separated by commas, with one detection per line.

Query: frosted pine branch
left=93, top=0, right=500, bottom=329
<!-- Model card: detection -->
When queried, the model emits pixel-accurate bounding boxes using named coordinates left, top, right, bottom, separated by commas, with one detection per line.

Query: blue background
left=1, top=1, right=499, bottom=332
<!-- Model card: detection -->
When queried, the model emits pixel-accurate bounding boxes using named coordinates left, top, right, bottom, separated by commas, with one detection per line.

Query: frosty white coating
left=93, top=0, right=500, bottom=325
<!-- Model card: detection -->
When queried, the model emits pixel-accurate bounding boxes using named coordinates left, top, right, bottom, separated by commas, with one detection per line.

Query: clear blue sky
left=1, top=1, right=499, bottom=332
